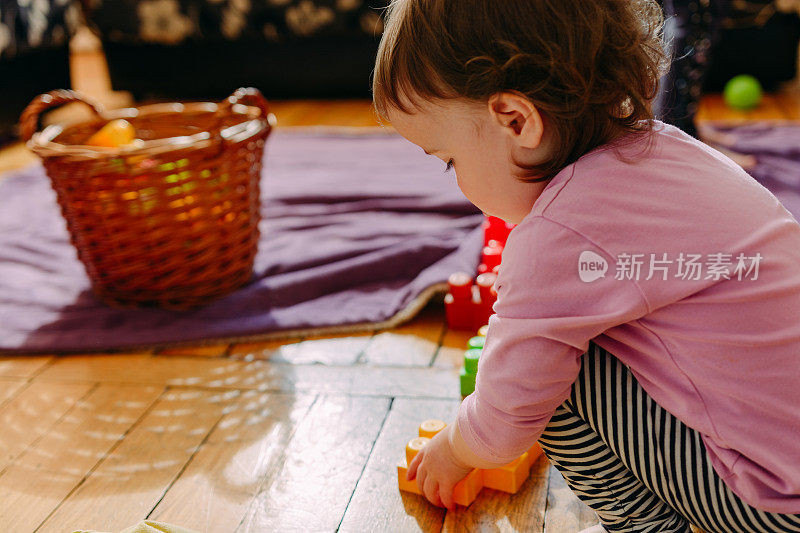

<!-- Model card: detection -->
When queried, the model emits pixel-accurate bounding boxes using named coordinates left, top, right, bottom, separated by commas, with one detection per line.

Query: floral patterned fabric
left=730, top=0, right=797, bottom=27
left=0, top=0, right=81, bottom=60
left=90, top=0, right=387, bottom=45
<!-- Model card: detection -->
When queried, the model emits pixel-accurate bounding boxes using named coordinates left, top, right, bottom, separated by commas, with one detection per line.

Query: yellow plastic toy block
left=397, top=419, right=545, bottom=507
left=419, top=419, right=447, bottom=439
left=406, top=437, right=430, bottom=465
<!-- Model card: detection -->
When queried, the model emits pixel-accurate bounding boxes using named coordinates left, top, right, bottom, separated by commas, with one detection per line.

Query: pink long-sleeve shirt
left=454, top=120, right=800, bottom=513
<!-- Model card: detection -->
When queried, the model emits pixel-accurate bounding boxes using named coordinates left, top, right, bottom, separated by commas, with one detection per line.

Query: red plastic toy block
left=447, top=272, right=473, bottom=300
left=444, top=272, right=478, bottom=330
left=483, top=216, right=514, bottom=247
left=476, top=273, right=497, bottom=306
left=445, top=216, right=514, bottom=331
left=480, top=244, right=503, bottom=272
left=445, top=272, right=496, bottom=331
left=445, top=272, right=476, bottom=328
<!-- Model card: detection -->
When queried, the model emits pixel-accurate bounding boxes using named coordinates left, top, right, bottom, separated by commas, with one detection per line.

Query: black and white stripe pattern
left=538, top=342, right=800, bottom=533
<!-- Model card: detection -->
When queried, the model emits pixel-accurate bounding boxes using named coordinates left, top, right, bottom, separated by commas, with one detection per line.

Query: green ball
left=723, top=75, right=763, bottom=110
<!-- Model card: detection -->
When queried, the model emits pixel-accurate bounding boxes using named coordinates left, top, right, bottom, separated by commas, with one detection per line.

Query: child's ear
left=487, top=91, right=545, bottom=149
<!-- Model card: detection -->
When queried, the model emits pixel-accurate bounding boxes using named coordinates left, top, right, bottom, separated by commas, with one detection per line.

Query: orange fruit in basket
left=86, top=119, right=136, bottom=147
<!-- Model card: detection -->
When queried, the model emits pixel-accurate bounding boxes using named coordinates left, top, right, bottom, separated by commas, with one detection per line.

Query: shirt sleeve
left=453, top=215, right=651, bottom=466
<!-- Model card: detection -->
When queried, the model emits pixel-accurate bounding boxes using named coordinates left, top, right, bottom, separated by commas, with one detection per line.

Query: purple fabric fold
left=710, top=122, right=800, bottom=220
left=0, top=130, right=483, bottom=353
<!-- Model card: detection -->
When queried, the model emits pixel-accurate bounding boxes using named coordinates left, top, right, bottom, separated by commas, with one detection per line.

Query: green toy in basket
left=724, top=75, right=763, bottom=110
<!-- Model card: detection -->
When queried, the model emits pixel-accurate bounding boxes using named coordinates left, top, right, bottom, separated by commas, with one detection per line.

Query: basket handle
left=212, top=87, right=275, bottom=142
left=218, top=87, right=271, bottom=120
left=19, top=90, right=106, bottom=142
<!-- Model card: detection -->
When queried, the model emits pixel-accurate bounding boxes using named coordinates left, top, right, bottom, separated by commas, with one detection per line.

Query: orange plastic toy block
left=482, top=443, right=543, bottom=493
left=397, top=463, right=422, bottom=494
left=86, top=119, right=137, bottom=148
left=397, top=419, right=544, bottom=507
left=452, top=467, right=484, bottom=505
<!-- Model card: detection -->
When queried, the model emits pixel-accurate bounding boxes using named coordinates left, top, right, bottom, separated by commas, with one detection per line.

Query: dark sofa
left=84, top=0, right=389, bottom=101
left=0, top=0, right=79, bottom=139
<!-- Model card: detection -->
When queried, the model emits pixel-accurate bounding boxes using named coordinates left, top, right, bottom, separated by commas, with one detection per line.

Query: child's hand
left=406, top=427, right=473, bottom=510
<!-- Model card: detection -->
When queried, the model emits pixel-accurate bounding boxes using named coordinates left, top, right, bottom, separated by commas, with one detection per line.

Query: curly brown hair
left=372, top=0, right=669, bottom=182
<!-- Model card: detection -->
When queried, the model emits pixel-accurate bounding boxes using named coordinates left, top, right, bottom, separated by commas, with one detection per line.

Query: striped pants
left=538, top=342, right=800, bottom=533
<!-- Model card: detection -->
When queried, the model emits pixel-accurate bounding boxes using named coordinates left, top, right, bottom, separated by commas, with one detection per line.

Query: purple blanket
left=0, top=129, right=483, bottom=353
left=712, top=122, right=800, bottom=220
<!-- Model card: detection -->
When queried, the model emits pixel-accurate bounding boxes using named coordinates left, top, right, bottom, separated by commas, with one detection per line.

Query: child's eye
left=444, top=159, right=454, bottom=172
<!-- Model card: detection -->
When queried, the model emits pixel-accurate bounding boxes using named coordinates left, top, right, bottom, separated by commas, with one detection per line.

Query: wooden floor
left=1, top=47, right=799, bottom=532
left=0, top=304, right=600, bottom=532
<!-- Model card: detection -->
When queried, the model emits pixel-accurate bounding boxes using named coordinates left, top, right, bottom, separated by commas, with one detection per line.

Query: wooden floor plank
left=276, top=99, right=380, bottom=128
left=0, top=384, right=163, bottom=532
left=34, top=354, right=460, bottom=399
left=544, top=464, right=598, bottom=533
left=285, top=332, right=373, bottom=365
left=432, top=327, right=476, bottom=370
left=228, top=338, right=306, bottom=362
left=147, top=390, right=316, bottom=532
left=34, top=387, right=229, bottom=533
left=0, top=377, right=29, bottom=406
left=362, top=306, right=446, bottom=367
left=773, top=89, right=800, bottom=120
left=269, top=100, right=319, bottom=127
left=0, top=143, right=38, bottom=175
left=696, top=93, right=790, bottom=123
left=293, top=99, right=382, bottom=128
left=338, top=397, right=459, bottom=533
left=0, top=380, right=95, bottom=475
left=230, top=332, right=372, bottom=366
left=0, top=355, right=55, bottom=378
left=236, top=394, right=391, bottom=532
left=156, top=344, right=231, bottom=358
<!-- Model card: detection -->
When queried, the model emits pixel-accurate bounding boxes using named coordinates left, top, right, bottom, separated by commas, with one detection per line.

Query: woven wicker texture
left=19, top=88, right=275, bottom=310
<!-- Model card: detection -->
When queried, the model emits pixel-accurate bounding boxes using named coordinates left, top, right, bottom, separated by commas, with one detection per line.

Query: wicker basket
left=20, top=87, right=276, bottom=310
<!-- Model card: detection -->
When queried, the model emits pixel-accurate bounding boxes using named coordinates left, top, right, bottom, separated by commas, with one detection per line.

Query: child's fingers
left=415, top=467, right=427, bottom=496
left=407, top=449, right=422, bottom=481
left=439, top=483, right=455, bottom=511
left=433, top=493, right=444, bottom=508
left=423, top=476, right=442, bottom=508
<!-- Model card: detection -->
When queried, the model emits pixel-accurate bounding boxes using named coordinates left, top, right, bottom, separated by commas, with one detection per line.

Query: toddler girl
left=372, top=1, right=800, bottom=532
